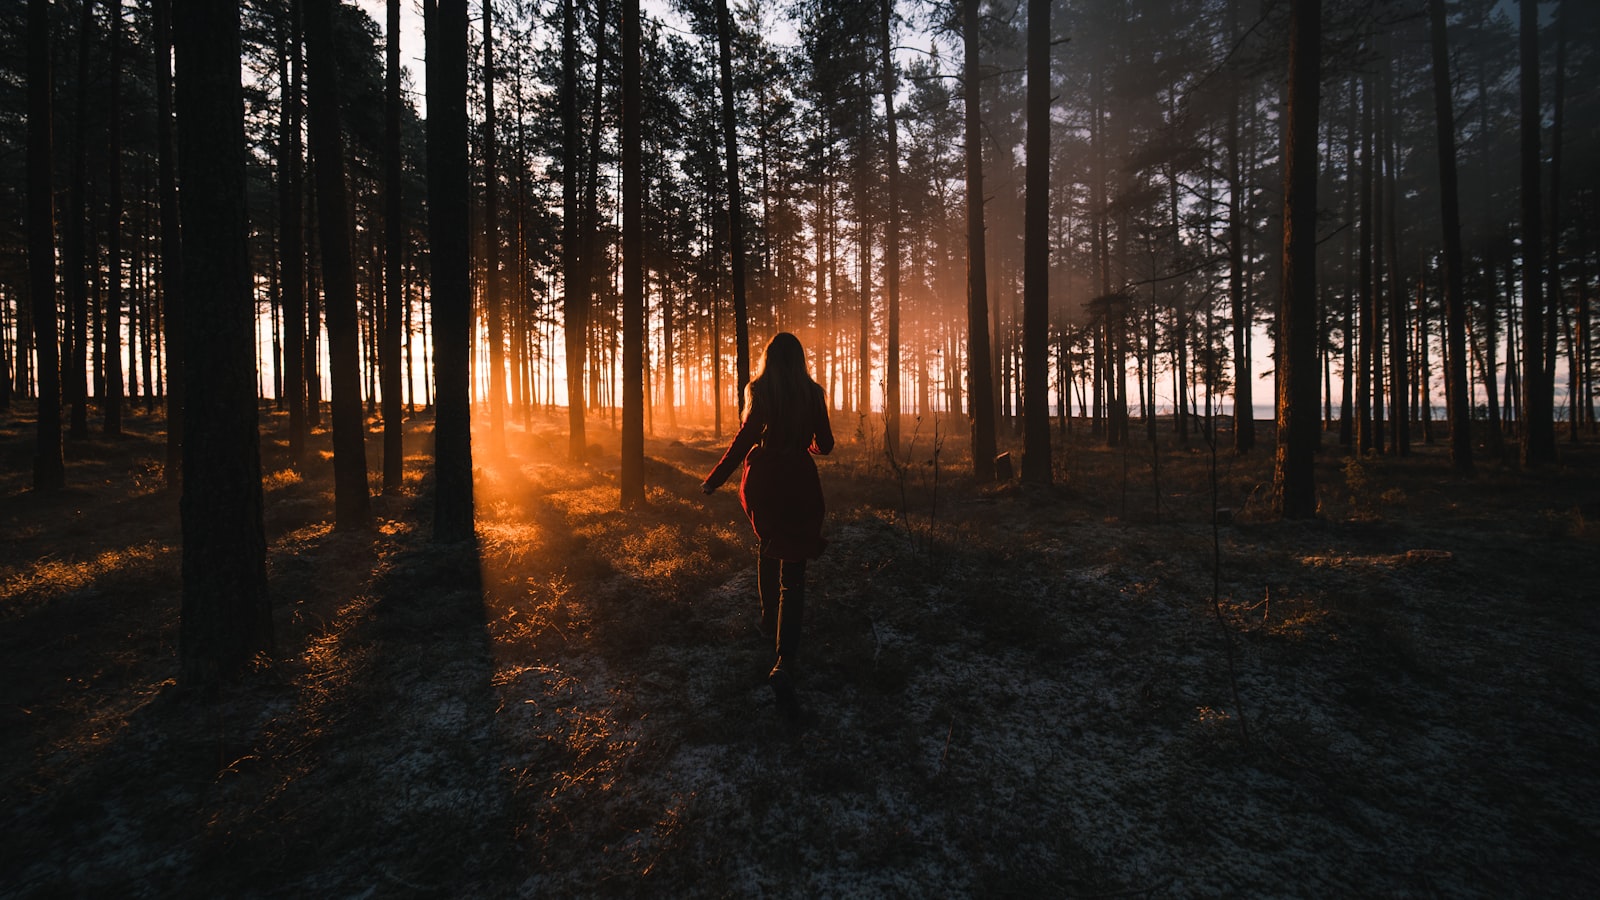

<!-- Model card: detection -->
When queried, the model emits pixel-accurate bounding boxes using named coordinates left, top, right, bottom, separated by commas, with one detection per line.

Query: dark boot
left=769, top=559, right=807, bottom=719
left=768, top=659, right=799, bottom=719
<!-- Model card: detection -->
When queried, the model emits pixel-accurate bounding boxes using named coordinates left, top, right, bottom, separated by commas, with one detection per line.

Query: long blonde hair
left=745, top=332, right=819, bottom=447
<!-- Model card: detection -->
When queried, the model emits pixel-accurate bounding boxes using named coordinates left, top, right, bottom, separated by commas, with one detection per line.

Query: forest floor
left=2, top=401, right=1599, bottom=897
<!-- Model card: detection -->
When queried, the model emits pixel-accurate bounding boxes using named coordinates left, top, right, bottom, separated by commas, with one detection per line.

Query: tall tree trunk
left=1547, top=0, right=1568, bottom=439
left=1381, top=53, right=1409, bottom=457
left=582, top=0, right=609, bottom=425
left=620, top=0, right=644, bottom=506
left=1368, top=68, right=1386, bottom=455
left=1519, top=0, right=1554, bottom=465
left=482, top=0, right=506, bottom=451
left=156, top=0, right=183, bottom=486
left=382, top=0, right=404, bottom=489
left=1579, top=211, right=1594, bottom=433
left=879, top=0, right=902, bottom=451
left=1482, top=257, right=1504, bottom=455
left=27, top=0, right=64, bottom=490
left=65, top=0, right=94, bottom=439
left=962, top=0, right=996, bottom=482
left=714, top=0, right=750, bottom=416
left=1427, top=0, right=1472, bottom=471
left=1274, top=0, right=1321, bottom=519
left=174, top=0, right=272, bottom=687
left=2, top=289, right=12, bottom=410
left=307, top=0, right=370, bottom=528
left=1415, top=278, right=1432, bottom=443
left=427, top=0, right=474, bottom=541
left=856, top=162, right=871, bottom=420
left=1020, top=0, right=1051, bottom=486
left=1356, top=74, right=1374, bottom=454
left=1338, top=78, right=1356, bottom=448
left=104, top=0, right=124, bottom=437
left=1227, top=0, right=1254, bottom=454
left=560, top=0, right=587, bottom=461
left=281, top=0, right=306, bottom=466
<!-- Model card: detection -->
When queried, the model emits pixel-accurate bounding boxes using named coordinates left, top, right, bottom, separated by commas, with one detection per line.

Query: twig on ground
left=936, top=719, right=954, bottom=777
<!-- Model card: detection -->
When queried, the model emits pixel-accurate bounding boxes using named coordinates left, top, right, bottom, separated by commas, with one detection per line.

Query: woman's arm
left=810, top=385, right=835, bottom=456
left=703, top=407, right=764, bottom=492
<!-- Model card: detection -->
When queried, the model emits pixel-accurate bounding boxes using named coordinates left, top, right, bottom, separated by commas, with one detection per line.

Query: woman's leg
left=757, top=555, right=781, bottom=642
left=774, top=559, right=807, bottom=667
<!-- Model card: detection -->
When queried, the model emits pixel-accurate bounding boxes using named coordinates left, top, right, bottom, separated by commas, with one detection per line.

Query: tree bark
left=174, top=0, right=272, bottom=687
left=280, top=0, right=307, bottom=466
left=1227, top=0, right=1254, bottom=454
left=1274, top=0, right=1321, bottom=519
left=382, top=0, right=404, bottom=489
left=306, top=0, right=371, bottom=528
left=482, top=0, right=506, bottom=451
left=427, top=0, right=474, bottom=541
left=1427, top=0, right=1472, bottom=471
left=104, top=0, right=124, bottom=437
left=560, top=0, right=587, bottom=461
left=1381, top=53, right=1409, bottom=456
left=27, top=0, right=64, bottom=490
left=620, top=0, right=644, bottom=506
left=65, top=0, right=93, bottom=439
left=155, top=0, right=183, bottom=486
left=715, top=0, right=750, bottom=416
left=1519, top=0, right=1555, bottom=465
left=962, top=0, right=996, bottom=482
left=879, top=0, right=902, bottom=451
left=1547, top=0, right=1568, bottom=440
left=1020, top=0, right=1051, bottom=486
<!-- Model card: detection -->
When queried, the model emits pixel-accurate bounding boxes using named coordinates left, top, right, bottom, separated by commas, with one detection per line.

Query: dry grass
left=2, top=402, right=1598, bottom=896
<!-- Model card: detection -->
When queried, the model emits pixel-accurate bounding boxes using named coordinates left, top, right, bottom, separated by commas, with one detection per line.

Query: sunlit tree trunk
left=27, top=0, right=64, bottom=490
left=1020, top=0, right=1051, bottom=486
left=382, top=0, right=404, bottom=489
left=856, top=161, right=871, bottom=421
left=620, top=0, right=644, bottom=506
left=560, top=0, right=587, bottom=461
left=280, top=0, right=306, bottom=466
left=715, top=0, right=751, bottom=416
left=155, top=0, right=183, bottom=485
left=962, top=0, right=996, bottom=482
left=174, top=0, right=272, bottom=687
left=1427, top=0, right=1471, bottom=471
left=879, top=0, right=902, bottom=451
left=482, top=0, right=506, bottom=451
left=428, top=0, right=473, bottom=541
left=1274, top=0, right=1321, bottom=519
left=307, top=0, right=370, bottom=528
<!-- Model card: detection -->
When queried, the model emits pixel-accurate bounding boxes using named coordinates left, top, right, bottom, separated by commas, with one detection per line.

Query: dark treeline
left=5, top=0, right=1598, bottom=683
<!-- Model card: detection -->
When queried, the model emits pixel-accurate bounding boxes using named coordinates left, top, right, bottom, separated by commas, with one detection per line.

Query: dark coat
left=703, top=384, right=835, bottom=560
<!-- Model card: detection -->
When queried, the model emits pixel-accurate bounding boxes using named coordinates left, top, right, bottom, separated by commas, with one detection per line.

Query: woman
left=702, top=332, right=834, bottom=713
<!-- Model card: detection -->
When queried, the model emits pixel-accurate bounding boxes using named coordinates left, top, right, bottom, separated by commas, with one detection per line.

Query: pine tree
left=174, top=0, right=272, bottom=686
left=1274, top=0, right=1322, bottom=519
left=428, top=0, right=475, bottom=542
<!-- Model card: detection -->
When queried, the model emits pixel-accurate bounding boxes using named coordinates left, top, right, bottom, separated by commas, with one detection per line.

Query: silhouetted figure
left=703, top=333, right=834, bottom=717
